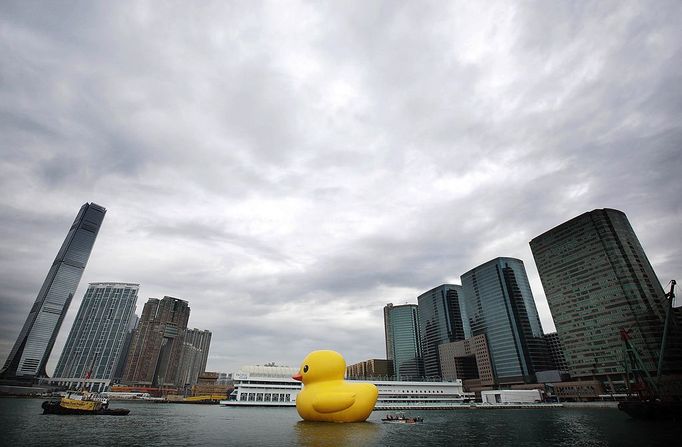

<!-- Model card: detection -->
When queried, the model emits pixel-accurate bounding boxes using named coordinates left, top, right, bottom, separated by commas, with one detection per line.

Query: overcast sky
left=1, top=1, right=680, bottom=375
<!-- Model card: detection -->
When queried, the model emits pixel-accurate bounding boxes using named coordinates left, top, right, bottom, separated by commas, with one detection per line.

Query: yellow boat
left=42, top=391, right=130, bottom=415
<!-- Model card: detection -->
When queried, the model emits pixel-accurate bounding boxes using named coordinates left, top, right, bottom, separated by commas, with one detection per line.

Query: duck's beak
left=292, top=372, right=302, bottom=381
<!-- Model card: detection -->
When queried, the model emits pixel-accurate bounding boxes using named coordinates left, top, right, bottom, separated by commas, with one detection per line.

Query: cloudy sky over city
left=1, top=0, right=680, bottom=374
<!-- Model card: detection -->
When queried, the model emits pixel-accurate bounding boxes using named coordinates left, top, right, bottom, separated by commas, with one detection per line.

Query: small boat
left=381, top=413, right=423, bottom=424
left=42, top=391, right=130, bottom=415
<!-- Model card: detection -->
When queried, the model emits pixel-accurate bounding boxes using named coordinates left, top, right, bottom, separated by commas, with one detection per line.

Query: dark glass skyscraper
left=417, top=284, right=466, bottom=378
left=1, top=202, right=106, bottom=381
left=460, top=257, right=550, bottom=384
left=530, top=208, right=679, bottom=380
left=51, top=282, right=138, bottom=392
left=384, top=303, right=423, bottom=379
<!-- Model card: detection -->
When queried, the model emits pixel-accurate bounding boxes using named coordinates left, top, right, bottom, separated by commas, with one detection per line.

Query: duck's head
left=292, top=350, right=346, bottom=384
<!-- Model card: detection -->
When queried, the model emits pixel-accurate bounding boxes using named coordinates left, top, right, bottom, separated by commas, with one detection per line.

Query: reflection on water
left=295, top=420, right=381, bottom=447
left=0, top=399, right=680, bottom=447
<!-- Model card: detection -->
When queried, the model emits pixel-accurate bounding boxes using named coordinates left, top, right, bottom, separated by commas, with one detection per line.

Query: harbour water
left=0, top=398, right=679, bottom=446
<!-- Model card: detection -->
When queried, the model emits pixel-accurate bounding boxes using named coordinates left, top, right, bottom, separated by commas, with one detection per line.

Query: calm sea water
left=0, top=398, right=678, bottom=446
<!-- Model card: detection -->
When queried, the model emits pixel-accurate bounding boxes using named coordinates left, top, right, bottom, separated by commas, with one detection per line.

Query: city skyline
left=1, top=1, right=680, bottom=376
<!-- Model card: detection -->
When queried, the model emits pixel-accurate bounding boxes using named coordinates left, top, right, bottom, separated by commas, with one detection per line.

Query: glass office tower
left=417, top=284, right=466, bottom=378
left=1, top=202, right=106, bottom=380
left=460, top=257, right=549, bottom=384
left=384, top=303, right=423, bottom=379
left=530, top=208, right=680, bottom=379
left=52, top=283, right=138, bottom=392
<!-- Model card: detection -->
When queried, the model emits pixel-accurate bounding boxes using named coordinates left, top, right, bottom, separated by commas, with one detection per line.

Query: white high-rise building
left=51, top=283, right=138, bottom=392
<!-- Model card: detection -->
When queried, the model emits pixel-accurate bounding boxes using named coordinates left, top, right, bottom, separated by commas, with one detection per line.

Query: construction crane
left=618, top=280, right=681, bottom=420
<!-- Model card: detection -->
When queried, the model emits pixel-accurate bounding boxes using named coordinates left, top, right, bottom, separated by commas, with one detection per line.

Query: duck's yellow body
left=293, top=350, right=378, bottom=422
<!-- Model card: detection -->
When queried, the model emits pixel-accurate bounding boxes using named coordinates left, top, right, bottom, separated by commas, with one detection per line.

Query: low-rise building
left=553, top=380, right=604, bottom=401
left=439, top=334, right=494, bottom=387
left=191, top=371, right=232, bottom=398
left=480, top=389, right=542, bottom=404
left=219, top=365, right=474, bottom=409
left=346, top=359, right=393, bottom=379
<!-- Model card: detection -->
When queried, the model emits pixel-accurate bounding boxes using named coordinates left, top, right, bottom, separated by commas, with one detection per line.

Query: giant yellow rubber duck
left=292, top=350, right=378, bottom=422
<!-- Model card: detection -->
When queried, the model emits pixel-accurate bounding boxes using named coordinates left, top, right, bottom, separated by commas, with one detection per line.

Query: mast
left=82, top=352, right=99, bottom=392
left=621, top=328, right=658, bottom=399
left=622, top=280, right=677, bottom=400
left=656, top=280, right=676, bottom=383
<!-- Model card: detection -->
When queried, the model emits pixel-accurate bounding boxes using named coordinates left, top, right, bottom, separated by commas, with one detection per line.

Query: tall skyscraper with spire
left=0, top=202, right=106, bottom=381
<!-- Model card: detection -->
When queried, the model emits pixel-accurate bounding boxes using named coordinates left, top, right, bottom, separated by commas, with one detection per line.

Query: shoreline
left=0, top=394, right=621, bottom=409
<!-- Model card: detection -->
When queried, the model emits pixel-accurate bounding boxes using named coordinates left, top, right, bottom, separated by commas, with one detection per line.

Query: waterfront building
left=50, top=283, right=139, bottom=392
left=222, top=365, right=301, bottom=406
left=346, top=359, right=393, bottom=379
left=438, top=334, right=494, bottom=388
left=530, top=208, right=681, bottom=381
left=190, top=371, right=232, bottom=398
left=220, top=365, right=472, bottom=409
left=460, top=257, right=551, bottom=384
left=480, top=389, right=543, bottom=404
left=552, top=380, right=604, bottom=401
left=0, top=203, right=106, bottom=382
left=370, top=379, right=473, bottom=409
left=122, top=296, right=190, bottom=387
left=384, top=303, right=423, bottom=379
left=177, top=329, right=212, bottom=387
left=417, top=284, right=466, bottom=378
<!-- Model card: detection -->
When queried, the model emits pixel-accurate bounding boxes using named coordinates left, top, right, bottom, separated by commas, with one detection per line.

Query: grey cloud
left=1, top=0, right=681, bottom=374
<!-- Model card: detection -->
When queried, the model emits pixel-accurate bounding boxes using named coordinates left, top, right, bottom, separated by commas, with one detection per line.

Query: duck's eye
left=303, top=365, right=309, bottom=373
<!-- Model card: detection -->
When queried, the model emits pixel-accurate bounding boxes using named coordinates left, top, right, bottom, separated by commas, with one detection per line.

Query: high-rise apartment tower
left=176, top=328, right=212, bottom=387
left=122, top=296, right=190, bottom=387
left=51, top=283, right=138, bottom=391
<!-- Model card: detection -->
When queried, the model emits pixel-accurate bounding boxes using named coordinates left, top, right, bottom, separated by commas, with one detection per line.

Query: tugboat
left=42, top=390, right=130, bottom=415
left=381, top=413, right=423, bottom=424
left=618, top=280, right=682, bottom=420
